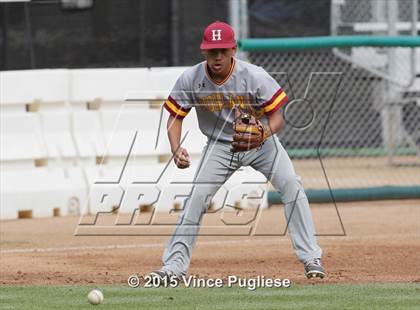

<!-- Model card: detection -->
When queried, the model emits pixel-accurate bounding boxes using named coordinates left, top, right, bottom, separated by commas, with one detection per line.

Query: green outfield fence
left=287, top=147, right=417, bottom=158
left=238, top=35, right=420, bottom=51
left=239, top=35, right=419, bottom=202
left=267, top=185, right=420, bottom=205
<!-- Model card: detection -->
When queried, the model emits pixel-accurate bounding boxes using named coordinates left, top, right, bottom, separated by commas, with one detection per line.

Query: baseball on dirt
left=88, top=289, right=104, bottom=305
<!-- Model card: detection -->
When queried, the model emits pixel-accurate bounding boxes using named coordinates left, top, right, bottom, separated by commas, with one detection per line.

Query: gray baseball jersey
left=163, top=58, right=288, bottom=142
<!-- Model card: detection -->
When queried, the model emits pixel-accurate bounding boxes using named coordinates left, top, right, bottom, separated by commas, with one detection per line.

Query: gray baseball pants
left=161, top=136, right=322, bottom=276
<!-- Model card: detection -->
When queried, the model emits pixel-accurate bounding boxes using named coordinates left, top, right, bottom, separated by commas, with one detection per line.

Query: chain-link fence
left=242, top=0, right=419, bottom=192
left=250, top=48, right=419, bottom=153
left=246, top=45, right=418, bottom=190
left=332, top=0, right=418, bottom=33
left=331, top=0, right=419, bottom=87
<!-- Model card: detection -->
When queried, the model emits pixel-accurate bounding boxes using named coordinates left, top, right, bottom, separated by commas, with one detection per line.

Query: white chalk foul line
left=0, top=239, right=265, bottom=254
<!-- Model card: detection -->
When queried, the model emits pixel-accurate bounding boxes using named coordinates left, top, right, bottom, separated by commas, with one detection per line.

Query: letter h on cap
left=211, top=29, right=222, bottom=41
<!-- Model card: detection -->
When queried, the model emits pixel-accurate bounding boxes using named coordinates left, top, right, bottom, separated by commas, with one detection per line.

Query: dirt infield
left=0, top=199, right=419, bottom=285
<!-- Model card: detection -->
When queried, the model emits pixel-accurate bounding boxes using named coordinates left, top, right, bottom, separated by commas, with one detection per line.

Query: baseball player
left=152, top=21, right=324, bottom=280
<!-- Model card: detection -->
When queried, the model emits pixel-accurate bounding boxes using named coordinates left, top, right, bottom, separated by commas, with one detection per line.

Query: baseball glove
left=231, top=108, right=270, bottom=152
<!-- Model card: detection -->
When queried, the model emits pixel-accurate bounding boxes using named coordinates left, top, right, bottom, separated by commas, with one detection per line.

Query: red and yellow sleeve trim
left=163, top=96, right=190, bottom=119
left=262, top=88, right=288, bottom=116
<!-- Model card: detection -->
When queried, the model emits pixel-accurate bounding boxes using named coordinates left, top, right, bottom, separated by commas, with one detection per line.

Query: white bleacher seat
left=71, top=68, right=151, bottom=103
left=0, top=69, right=89, bottom=220
left=0, top=167, right=86, bottom=219
left=100, top=108, right=166, bottom=163
left=40, top=110, right=77, bottom=160
left=0, top=67, right=269, bottom=221
left=0, top=69, right=69, bottom=104
left=124, top=67, right=186, bottom=101
left=0, top=110, right=88, bottom=220
left=84, top=162, right=174, bottom=213
left=72, top=110, right=107, bottom=159
left=101, top=106, right=161, bottom=134
left=0, top=113, right=47, bottom=164
left=148, top=66, right=187, bottom=90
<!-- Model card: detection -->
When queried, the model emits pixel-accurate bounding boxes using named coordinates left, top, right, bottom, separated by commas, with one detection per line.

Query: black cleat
left=149, top=270, right=180, bottom=286
left=304, top=258, right=326, bottom=279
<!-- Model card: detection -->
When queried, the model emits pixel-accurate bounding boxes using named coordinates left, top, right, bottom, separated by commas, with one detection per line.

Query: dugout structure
left=238, top=36, right=419, bottom=203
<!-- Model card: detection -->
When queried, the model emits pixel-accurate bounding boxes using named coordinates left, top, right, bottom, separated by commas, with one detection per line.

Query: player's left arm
left=256, top=69, right=288, bottom=138
left=265, top=110, right=285, bottom=137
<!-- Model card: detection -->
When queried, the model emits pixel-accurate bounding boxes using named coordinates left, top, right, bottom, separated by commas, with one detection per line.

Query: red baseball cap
left=200, top=21, right=237, bottom=50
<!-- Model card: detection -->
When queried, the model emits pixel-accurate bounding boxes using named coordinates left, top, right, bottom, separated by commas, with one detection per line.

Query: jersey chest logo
left=211, top=29, right=222, bottom=41
left=198, top=93, right=264, bottom=118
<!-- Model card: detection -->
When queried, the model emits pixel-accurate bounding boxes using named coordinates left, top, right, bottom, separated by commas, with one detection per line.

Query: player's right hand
left=173, top=147, right=190, bottom=169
